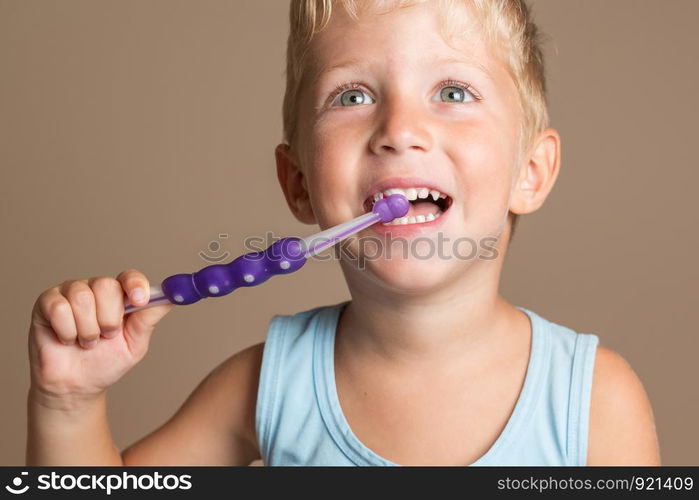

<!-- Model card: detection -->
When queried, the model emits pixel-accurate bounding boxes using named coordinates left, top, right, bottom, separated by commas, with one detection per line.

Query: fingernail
left=83, top=338, right=99, bottom=349
left=131, top=288, right=146, bottom=304
left=102, top=329, right=119, bottom=339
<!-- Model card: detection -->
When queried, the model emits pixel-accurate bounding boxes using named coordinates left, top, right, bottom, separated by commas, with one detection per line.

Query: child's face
left=279, top=2, right=539, bottom=292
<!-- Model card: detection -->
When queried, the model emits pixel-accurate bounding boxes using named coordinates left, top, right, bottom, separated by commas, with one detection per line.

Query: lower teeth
left=381, top=210, right=443, bottom=226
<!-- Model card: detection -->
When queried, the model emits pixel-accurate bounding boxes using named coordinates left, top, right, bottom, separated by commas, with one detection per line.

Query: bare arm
left=121, top=342, right=264, bottom=466
left=27, top=389, right=122, bottom=465
left=27, top=342, right=264, bottom=466
left=587, top=345, right=661, bottom=465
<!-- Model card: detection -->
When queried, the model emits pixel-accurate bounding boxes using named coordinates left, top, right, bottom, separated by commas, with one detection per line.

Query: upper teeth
left=371, top=186, right=447, bottom=203
left=367, top=186, right=450, bottom=226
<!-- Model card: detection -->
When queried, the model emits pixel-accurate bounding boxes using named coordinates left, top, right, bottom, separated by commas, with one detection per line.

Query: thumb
left=116, top=269, right=175, bottom=356
left=123, top=302, right=175, bottom=356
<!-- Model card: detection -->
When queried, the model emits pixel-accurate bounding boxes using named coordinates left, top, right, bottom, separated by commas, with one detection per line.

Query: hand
left=28, top=269, right=174, bottom=404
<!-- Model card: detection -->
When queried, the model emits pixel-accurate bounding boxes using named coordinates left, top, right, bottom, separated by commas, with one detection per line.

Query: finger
left=88, top=276, right=124, bottom=339
left=61, top=280, right=101, bottom=350
left=34, top=287, right=78, bottom=345
left=116, top=269, right=150, bottom=307
left=123, top=302, right=175, bottom=358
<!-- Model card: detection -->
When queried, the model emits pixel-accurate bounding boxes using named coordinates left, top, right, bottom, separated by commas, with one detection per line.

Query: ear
left=275, top=143, right=317, bottom=224
left=509, top=128, right=561, bottom=216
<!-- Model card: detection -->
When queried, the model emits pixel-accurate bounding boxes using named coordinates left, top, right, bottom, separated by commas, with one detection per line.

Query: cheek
left=304, top=128, right=366, bottom=225
left=309, top=134, right=358, bottom=190
left=311, top=111, right=370, bottom=154
left=451, top=127, right=516, bottom=205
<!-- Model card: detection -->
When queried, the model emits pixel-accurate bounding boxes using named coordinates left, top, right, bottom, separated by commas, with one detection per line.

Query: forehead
left=304, top=1, right=499, bottom=84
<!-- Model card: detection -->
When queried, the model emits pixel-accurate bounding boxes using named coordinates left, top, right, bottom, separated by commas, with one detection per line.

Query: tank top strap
left=255, top=303, right=328, bottom=463
left=566, top=329, right=600, bottom=464
left=517, top=307, right=600, bottom=465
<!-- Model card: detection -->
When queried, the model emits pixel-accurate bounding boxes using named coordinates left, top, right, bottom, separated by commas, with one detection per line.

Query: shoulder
left=587, top=345, right=660, bottom=465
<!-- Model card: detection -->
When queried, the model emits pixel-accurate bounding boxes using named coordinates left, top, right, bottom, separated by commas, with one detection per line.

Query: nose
left=368, top=95, right=433, bottom=155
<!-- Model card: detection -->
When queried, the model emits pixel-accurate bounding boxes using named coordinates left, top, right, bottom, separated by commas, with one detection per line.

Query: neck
left=337, top=258, right=518, bottom=371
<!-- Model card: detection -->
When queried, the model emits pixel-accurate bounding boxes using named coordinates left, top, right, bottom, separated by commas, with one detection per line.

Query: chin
left=355, top=254, right=465, bottom=295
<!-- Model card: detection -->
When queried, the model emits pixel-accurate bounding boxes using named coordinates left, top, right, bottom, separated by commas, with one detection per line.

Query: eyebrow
left=310, top=55, right=495, bottom=86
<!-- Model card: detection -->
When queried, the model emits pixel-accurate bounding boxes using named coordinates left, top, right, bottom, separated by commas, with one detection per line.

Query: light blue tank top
left=255, top=301, right=599, bottom=466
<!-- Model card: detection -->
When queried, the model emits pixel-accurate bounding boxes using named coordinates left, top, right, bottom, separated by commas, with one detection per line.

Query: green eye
left=438, top=85, right=475, bottom=103
left=338, top=89, right=375, bottom=106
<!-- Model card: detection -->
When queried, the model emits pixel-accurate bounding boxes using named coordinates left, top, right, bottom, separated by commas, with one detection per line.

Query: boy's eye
left=434, top=85, right=477, bottom=104
left=329, top=80, right=480, bottom=108
left=332, top=88, right=375, bottom=107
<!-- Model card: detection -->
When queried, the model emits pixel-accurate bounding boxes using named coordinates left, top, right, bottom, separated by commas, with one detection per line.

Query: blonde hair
left=282, top=0, right=550, bottom=237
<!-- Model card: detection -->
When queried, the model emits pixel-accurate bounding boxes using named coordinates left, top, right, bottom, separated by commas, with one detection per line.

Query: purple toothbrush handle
left=123, top=194, right=408, bottom=313
left=161, top=237, right=306, bottom=306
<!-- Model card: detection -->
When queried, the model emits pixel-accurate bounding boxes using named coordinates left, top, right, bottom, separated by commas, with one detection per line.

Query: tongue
left=407, top=200, right=440, bottom=217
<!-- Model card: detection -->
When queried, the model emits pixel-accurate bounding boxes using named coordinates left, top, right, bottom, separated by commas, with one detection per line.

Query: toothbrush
left=123, top=194, right=409, bottom=314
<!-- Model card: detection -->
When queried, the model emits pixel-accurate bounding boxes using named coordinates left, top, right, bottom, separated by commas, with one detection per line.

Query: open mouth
left=363, top=186, right=453, bottom=225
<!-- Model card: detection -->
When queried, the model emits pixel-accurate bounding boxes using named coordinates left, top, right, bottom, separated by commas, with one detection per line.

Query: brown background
left=1, top=0, right=696, bottom=465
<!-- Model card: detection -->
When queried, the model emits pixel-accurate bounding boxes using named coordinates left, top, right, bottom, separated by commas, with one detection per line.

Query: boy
left=27, top=0, right=659, bottom=465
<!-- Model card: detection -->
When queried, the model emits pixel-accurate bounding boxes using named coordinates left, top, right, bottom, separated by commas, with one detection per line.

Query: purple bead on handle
left=160, top=237, right=306, bottom=306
